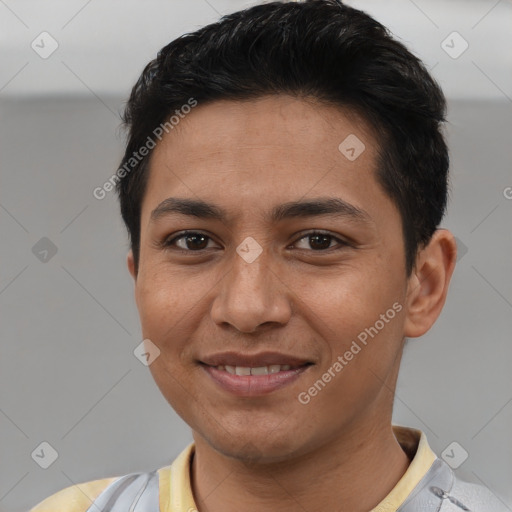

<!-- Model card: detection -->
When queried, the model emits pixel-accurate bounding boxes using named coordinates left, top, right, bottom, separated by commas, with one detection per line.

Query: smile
left=213, top=364, right=300, bottom=375
left=201, top=362, right=313, bottom=396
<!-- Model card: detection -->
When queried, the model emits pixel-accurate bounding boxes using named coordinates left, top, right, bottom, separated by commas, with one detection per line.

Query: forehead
left=141, top=95, right=388, bottom=224
left=163, top=95, right=377, bottom=158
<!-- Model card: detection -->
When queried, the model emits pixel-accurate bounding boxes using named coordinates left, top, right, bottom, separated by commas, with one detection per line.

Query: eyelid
left=158, top=229, right=351, bottom=253
left=158, top=230, right=220, bottom=251
left=292, top=230, right=351, bottom=250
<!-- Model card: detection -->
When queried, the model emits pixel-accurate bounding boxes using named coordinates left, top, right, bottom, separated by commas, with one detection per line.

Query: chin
left=202, top=425, right=308, bottom=465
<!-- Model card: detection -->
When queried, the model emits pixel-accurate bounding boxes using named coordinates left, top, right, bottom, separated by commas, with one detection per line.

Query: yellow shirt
left=30, top=424, right=437, bottom=512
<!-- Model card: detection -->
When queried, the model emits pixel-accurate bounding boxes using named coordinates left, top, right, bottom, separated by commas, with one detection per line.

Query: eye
left=161, top=231, right=219, bottom=252
left=292, top=231, right=349, bottom=251
left=160, top=230, right=349, bottom=253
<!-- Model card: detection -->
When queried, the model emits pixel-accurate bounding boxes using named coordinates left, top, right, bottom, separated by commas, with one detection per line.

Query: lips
left=215, top=364, right=298, bottom=376
left=199, top=351, right=314, bottom=396
left=201, top=364, right=311, bottom=396
left=199, top=351, right=313, bottom=368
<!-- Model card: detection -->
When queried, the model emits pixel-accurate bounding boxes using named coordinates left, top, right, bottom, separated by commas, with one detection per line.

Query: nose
left=210, top=248, right=292, bottom=333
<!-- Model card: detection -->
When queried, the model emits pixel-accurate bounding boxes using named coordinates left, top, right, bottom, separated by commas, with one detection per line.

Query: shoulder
left=29, top=475, right=119, bottom=512
left=29, top=467, right=168, bottom=512
left=438, top=473, right=509, bottom=512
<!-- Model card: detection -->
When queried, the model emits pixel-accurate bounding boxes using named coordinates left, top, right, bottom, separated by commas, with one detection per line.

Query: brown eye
left=308, top=233, right=333, bottom=250
left=160, top=230, right=348, bottom=254
left=294, top=231, right=348, bottom=251
left=163, top=231, right=216, bottom=251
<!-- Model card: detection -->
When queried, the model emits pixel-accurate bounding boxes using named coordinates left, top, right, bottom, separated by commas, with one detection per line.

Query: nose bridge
left=230, top=247, right=269, bottom=300
left=211, top=243, right=291, bottom=332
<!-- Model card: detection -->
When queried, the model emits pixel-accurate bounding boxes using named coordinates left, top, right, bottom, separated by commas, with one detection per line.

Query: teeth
left=216, top=364, right=298, bottom=375
left=250, top=366, right=268, bottom=375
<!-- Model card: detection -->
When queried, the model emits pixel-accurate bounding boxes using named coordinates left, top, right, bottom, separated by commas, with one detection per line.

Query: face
left=129, top=95, right=414, bottom=463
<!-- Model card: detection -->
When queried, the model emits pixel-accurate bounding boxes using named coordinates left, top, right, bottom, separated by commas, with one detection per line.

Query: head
left=117, top=0, right=457, bottom=462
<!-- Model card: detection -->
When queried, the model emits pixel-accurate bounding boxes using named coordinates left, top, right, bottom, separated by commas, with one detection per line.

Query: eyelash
left=159, top=230, right=350, bottom=254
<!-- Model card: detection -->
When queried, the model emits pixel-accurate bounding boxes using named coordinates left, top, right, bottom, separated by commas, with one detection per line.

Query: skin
left=127, top=95, right=457, bottom=512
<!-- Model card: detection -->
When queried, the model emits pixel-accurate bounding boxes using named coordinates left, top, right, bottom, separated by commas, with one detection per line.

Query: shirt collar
left=164, top=424, right=438, bottom=512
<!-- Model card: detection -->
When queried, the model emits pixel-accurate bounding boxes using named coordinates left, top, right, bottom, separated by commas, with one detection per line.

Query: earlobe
left=127, top=250, right=137, bottom=281
left=403, top=229, right=457, bottom=339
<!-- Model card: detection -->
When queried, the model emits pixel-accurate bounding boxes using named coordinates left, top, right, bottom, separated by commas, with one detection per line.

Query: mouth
left=198, top=353, right=314, bottom=396
left=199, top=351, right=314, bottom=369
left=205, top=363, right=311, bottom=375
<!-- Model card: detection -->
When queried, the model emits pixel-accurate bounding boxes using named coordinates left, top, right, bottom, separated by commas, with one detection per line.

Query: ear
left=403, top=229, right=457, bottom=338
left=127, top=250, right=137, bottom=281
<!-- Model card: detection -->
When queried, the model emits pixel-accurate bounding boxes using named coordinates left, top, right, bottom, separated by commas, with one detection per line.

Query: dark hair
left=116, top=0, right=449, bottom=276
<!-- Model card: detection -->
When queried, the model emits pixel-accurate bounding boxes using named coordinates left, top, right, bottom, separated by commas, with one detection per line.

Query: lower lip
left=201, top=364, right=311, bottom=396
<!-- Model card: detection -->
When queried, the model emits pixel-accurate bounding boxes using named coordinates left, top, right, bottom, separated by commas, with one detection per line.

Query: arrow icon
left=338, top=134, right=365, bottom=161
left=441, top=441, right=468, bottom=469
left=31, top=31, right=59, bottom=59
left=31, top=441, right=59, bottom=468
left=236, top=237, right=263, bottom=263
left=32, top=237, right=58, bottom=262
left=440, top=31, right=468, bottom=59
left=134, top=339, right=160, bottom=366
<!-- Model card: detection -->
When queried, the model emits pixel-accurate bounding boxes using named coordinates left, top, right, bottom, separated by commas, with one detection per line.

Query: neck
left=190, top=420, right=411, bottom=512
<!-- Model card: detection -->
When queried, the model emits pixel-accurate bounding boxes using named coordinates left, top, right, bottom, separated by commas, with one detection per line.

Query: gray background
left=1, top=1, right=511, bottom=511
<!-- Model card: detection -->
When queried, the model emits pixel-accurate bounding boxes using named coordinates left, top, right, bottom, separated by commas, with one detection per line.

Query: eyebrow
left=150, top=197, right=373, bottom=226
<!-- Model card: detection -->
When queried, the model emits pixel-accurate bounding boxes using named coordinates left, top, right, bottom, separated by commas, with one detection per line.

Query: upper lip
left=200, top=351, right=313, bottom=368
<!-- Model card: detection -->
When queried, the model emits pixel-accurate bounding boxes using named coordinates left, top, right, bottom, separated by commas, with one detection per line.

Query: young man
left=30, top=1, right=507, bottom=511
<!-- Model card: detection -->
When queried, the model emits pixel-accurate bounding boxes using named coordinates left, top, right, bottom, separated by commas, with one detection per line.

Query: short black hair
left=116, top=0, right=449, bottom=276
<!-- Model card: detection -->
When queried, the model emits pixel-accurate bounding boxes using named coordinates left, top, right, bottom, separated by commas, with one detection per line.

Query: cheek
left=135, top=269, right=192, bottom=350
left=302, top=261, right=395, bottom=319
left=137, top=261, right=193, bottom=312
left=136, top=271, right=202, bottom=411
left=302, top=265, right=404, bottom=366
